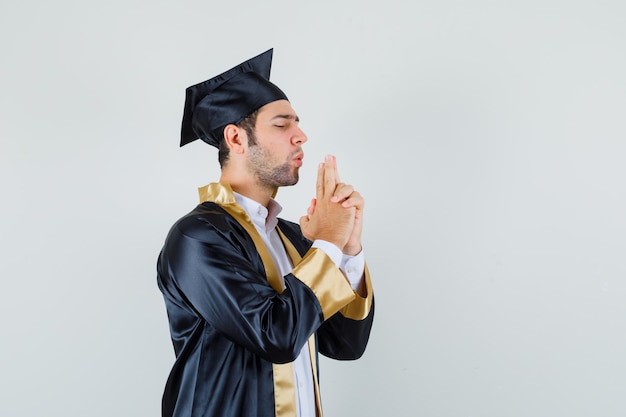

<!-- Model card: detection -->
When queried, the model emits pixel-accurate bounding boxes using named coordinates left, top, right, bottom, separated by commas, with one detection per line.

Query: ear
left=223, top=124, right=245, bottom=154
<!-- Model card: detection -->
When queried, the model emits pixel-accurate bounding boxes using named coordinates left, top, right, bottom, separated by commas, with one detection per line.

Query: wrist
left=342, top=244, right=362, bottom=256
left=315, top=234, right=347, bottom=250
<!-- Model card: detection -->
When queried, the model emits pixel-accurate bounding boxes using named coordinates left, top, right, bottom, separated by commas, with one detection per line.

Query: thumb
left=299, top=215, right=310, bottom=229
left=307, top=198, right=317, bottom=215
left=299, top=215, right=314, bottom=241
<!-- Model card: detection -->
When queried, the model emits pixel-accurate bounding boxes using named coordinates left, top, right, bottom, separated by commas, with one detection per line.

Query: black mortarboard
left=180, top=49, right=289, bottom=147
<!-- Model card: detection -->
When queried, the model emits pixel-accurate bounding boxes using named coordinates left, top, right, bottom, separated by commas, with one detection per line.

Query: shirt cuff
left=311, top=240, right=365, bottom=291
left=311, top=240, right=343, bottom=266
left=341, top=250, right=365, bottom=291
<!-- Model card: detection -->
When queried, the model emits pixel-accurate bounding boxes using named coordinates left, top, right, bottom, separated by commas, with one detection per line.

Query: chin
left=280, top=178, right=299, bottom=187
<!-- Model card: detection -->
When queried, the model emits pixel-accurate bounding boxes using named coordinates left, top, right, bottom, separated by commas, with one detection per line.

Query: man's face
left=246, top=100, right=307, bottom=188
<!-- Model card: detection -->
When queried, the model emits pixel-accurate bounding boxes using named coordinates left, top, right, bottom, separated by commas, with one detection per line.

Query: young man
left=157, top=49, right=374, bottom=417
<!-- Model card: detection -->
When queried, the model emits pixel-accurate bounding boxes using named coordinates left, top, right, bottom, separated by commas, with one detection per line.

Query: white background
left=2, top=1, right=626, bottom=416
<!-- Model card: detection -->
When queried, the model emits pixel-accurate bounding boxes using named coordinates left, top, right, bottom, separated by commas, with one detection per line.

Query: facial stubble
left=247, top=141, right=300, bottom=189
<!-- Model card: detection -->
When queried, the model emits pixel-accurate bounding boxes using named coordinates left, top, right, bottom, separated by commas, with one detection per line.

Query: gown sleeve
left=277, top=219, right=375, bottom=361
left=158, top=204, right=361, bottom=364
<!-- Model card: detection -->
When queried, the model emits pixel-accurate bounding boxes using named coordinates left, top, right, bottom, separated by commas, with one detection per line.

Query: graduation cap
left=180, top=49, right=289, bottom=147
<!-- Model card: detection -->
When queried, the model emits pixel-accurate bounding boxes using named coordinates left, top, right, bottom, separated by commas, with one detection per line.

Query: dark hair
left=218, top=110, right=259, bottom=168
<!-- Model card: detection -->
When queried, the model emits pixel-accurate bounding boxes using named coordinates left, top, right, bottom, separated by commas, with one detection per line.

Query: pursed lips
left=293, top=151, right=304, bottom=166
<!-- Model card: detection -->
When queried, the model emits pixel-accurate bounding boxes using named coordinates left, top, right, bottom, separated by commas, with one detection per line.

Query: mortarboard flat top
left=180, top=49, right=289, bottom=148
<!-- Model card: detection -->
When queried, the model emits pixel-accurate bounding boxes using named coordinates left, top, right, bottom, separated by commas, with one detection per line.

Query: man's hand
left=299, top=155, right=364, bottom=255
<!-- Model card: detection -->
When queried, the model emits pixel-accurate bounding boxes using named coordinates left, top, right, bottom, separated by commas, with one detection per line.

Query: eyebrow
left=271, top=114, right=300, bottom=122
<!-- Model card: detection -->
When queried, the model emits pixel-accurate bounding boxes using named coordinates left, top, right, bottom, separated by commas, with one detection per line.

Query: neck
left=219, top=172, right=276, bottom=207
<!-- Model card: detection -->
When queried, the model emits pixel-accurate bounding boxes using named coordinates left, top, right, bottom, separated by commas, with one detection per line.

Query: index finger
left=323, top=155, right=337, bottom=199
left=315, top=162, right=325, bottom=200
left=332, top=155, right=341, bottom=183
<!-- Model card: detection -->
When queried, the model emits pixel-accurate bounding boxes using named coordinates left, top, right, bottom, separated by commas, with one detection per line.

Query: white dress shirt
left=233, top=193, right=364, bottom=417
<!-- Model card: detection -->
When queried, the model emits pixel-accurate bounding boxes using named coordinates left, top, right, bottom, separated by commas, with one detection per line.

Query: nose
left=292, top=126, right=308, bottom=145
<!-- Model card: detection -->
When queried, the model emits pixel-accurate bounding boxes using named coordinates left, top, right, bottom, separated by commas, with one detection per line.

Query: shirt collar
left=233, top=192, right=283, bottom=232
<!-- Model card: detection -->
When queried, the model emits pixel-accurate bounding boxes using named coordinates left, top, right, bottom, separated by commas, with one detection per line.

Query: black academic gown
left=157, top=183, right=374, bottom=417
